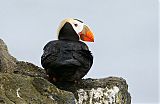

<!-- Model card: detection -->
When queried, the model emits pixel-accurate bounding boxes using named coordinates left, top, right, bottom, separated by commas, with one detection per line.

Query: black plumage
left=41, top=40, right=93, bottom=82
left=41, top=18, right=94, bottom=82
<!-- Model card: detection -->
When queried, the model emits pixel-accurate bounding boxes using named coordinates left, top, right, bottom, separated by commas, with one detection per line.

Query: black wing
left=41, top=40, right=59, bottom=69
left=73, top=42, right=93, bottom=69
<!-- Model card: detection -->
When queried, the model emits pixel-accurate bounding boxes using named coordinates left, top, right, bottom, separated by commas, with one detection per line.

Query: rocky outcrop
left=0, top=73, right=75, bottom=104
left=55, top=77, right=131, bottom=104
left=0, top=39, right=17, bottom=73
left=0, top=39, right=47, bottom=78
left=0, top=38, right=131, bottom=104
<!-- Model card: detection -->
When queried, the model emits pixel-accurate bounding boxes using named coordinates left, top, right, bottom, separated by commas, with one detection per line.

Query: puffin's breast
left=41, top=40, right=93, bottom=81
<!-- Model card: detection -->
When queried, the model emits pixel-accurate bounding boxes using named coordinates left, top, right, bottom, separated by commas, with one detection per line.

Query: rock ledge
left=0, top=39, right=131, bottom=104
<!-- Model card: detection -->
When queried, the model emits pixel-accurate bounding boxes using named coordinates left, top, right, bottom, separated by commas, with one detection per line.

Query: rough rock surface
left=0, top=73, right=75, bottom=104
left=0, top=39, right=17, bottom=73
left=54, top=77, right=131, bottom=104
left=0, top=38, right=131, bottom=104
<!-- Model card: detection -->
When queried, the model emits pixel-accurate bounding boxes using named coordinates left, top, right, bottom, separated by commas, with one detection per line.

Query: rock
left=0, top=73, right=76, bottom=104
left=0, top=39, right=47, bottom=78
left=54, top=77, right=131, bottom=104
left=0, top=38, right=131, bottom=104
left=15, top=61, right=47, bottom=78
left=0, top=39, right=17, bottom=73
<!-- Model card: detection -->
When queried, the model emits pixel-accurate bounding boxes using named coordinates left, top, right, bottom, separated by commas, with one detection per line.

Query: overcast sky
left=0, top=0, right=158, bottom=103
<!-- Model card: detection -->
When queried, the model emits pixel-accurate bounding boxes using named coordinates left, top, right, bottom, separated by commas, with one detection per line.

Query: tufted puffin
left=41, top=18, right=94, bottom=82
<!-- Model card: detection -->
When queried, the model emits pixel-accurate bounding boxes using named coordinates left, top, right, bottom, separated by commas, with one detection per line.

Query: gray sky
left=0, top=0, right=158, bottom=103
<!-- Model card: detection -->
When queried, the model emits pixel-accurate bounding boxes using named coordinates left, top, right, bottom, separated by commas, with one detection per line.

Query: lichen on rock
left=54, top=77, right=131, bottom=104
left=77, top=86, right=120, bottom=104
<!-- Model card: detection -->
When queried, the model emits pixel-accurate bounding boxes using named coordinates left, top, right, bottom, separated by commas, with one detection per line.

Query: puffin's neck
left=58, top=22, right=79, bottom=41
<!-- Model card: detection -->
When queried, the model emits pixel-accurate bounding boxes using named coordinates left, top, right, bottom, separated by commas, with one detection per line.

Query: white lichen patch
left=77, top=86, right=119, bottom=104
left=48, top=95, right=55, bottom=101
left=77, top=89, right=88, bottom=104
left=1, top=85, right=3, bottom=89
left=16, top=88, right=22, bottom=99
left=48, top=95, right=58, bottom=104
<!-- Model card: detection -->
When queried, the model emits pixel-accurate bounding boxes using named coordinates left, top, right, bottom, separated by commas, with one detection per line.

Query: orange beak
left=79, top=25, right=94, bottom=42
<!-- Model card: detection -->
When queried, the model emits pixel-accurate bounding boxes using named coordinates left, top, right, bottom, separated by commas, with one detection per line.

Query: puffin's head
left=57, top=18, right=94, bottom=42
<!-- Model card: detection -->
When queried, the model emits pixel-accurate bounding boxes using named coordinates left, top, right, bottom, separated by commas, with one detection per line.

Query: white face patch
left=57, top=18, right=84, bottom=39
left=69, top=19, right=84, bottom=34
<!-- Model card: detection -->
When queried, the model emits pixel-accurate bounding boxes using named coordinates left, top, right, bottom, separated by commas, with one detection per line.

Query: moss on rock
left=0, top=73, right=76, bottom=104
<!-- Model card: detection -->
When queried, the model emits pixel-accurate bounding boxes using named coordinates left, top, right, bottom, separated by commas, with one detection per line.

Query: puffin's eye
left=74, top=24, right=78, bottom=27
